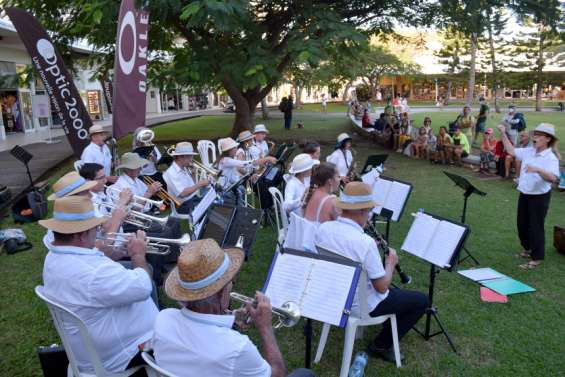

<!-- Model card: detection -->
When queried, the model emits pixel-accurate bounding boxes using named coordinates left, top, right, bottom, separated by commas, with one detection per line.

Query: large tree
left=6, top=0, right=435, bottom=134
left=435, top=26, right=470, bottom=105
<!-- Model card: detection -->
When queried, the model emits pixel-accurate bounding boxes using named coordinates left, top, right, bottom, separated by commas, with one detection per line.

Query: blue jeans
left=284, top=116, right=292, bottom=129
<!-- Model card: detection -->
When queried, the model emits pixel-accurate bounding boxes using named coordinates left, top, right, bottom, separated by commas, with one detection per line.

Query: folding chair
left=268, top=187, right=288, bottom=246
left=282, top=212, right=317, bottom=253
left=141, top=350, right=179, bottom=377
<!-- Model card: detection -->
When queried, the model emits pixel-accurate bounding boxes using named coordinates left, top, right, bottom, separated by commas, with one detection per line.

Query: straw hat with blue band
left=39, top=196, right=106, bottom=234
left=336, top=181, right=379, bottom=210
left=165, top=239, right=245, bottom=301
left=168, top=142, right=199, bottom=156
left=48, top=171, right=97, bottom=201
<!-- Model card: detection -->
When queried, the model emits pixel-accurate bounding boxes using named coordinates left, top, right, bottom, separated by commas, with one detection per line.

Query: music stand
left=361, top=154, right=388, bottom=175
left=10, top=145, right=34, bottom=189
left=443, top=171, right=486, bottom=266
left=225, top=172, right=253, bottom=207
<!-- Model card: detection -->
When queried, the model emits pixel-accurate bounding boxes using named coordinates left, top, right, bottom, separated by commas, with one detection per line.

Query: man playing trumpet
left=163, top=142, right=211, bottom=214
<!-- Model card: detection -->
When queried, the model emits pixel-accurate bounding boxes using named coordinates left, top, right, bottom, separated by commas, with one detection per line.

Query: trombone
left=98, top=202, right=169, bottom=230
left=98, top=232, right=191, bottom=255
left=106, top=186, right=164, bottom=211
left=228, top=292, right=301, bottom=329
left=141, top=176, right=181, bottom=208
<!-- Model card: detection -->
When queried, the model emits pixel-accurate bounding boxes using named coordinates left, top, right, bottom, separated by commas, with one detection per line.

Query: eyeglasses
left=94, top=175, right=107, bottom=181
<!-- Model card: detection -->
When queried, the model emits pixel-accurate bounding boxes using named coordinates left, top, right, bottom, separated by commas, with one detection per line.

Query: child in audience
left=426, top=128, right=437, bottom=161
left=411, top=127, right=429, bottom=159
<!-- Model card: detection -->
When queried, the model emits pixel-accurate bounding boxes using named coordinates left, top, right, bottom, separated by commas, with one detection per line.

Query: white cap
left=289, top=153, right=320, bottom=174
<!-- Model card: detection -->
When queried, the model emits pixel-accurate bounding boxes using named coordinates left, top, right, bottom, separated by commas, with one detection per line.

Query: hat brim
left=117, top=158, right=150, bottom=170
left=170, top=151, right=198, bottom=156
left=237, top=136, right=254, bottom=142
left=335, top=199, right=377, bottom=211
left=89, top=129, right=108, bottom=136
left=254, top=129, right=269, bottom=134
left=289, top=160, right=320, bottom=174
left=39, top=216, right=106, bottom=234
left=220, top=144, right=238, bottom=153
left=534, top=130, right=558, bottom=141
left=47, top=180, right=97, bottom=201
left=164, top=247, right=245, bottom=302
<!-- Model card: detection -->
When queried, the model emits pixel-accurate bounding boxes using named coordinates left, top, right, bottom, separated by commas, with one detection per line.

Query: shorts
left=475, top=120, right=486, bottom=133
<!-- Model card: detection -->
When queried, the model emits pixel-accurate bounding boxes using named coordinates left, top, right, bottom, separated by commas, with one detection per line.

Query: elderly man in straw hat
left=152, top=239, right=315, bottom=377
left=80, top=124, right=118, bottom=183
left=315, top=182, right=428, bottom=363
left=40, top=196, right=158, bottom=373
left=163, top=142, right=211, bottom=214
left=497, top=123, right=561, bottom=269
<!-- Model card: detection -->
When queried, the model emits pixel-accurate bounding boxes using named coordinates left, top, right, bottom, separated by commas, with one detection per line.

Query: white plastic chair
left=282, top=212, right=317, bottom=253
left=141, top=351, right=179, bottom=377
left=268, top=187, right=288, bottom=246
left=313, top=267, right=401, bottom=376
left=74, top=160, right=84, bottom=172
left=35, top=286, right=145, bottom=377
left=197, top=140, right=217, bottom=167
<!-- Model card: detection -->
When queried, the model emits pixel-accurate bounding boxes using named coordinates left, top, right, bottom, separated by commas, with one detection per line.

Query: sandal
left=519, top=261, right=542, bottom=269
left=516, top=251, right=531, bottom=259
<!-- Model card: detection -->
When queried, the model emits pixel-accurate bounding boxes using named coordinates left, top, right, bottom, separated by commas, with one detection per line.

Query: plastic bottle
left=348, top=351, right=369, bottom=377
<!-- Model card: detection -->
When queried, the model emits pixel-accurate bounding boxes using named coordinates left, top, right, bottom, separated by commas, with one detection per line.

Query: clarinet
left=366, top=223, right=412, bottom=284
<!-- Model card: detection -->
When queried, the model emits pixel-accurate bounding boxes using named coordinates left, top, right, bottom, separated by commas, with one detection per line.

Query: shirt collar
left=180, top=307, right=235, bottom=328
left=535, top=147, right=551, bottom=157
left=336, top=216, right=364, bottom=233
left=49, top=245, right=103, bottom=256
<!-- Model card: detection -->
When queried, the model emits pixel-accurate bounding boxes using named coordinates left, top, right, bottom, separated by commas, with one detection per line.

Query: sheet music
left=458, top=268, right=507, bottom=282
left=361, top=169, right=379, bottom=186
left=371, top=178, right=392, bottom=215
left=401, top=213, right=440, bottom=258
left=191, top=188, right=217, bottom=224
left=424, top=221, right=467, bottom=268
left=386, top=182, right=411, bottom=221
left=264, top=253, right=311, bottom=309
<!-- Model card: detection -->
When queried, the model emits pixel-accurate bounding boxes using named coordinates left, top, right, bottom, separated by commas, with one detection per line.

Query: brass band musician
left=326, top=133, right=354, bottom=184
left=80, top=124, right=118, bottom=183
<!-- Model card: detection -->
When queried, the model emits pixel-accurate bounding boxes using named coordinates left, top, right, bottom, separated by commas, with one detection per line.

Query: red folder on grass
left=480, top=287, right=508, bottom=303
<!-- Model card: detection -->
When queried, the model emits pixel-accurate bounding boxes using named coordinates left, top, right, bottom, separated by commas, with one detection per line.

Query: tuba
left=136, top=129, right=155, bottom=147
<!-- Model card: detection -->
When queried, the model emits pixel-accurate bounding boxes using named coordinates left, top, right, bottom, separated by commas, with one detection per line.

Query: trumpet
left=98, top=232, right=191, bottom=255
left=192, top=160, right=221, bottom=183
left=99, top=202, right=169, bottom=230
left=106, top=186, right=164, bottom=210
left=229, top=292, right=301, bottom=329
left=141, top=176, right=181, bottom=208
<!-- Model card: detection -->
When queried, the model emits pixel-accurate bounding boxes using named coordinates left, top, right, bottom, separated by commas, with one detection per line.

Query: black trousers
left=517, top=191, right=551, bottom=261
left=369, top=288, right=428, bottom=350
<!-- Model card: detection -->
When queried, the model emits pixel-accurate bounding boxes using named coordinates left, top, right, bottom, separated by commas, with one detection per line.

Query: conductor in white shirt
left=153, top=239, right=315, bottom=377
left=326, top=133, right=353, bottom=184
left=40, top=196, right=158, bottom=374
left=497, top=123, right=561, bottom=269
left=80, top=124, right=118, bottom=183
left=315, top=182, right=428, bottom=363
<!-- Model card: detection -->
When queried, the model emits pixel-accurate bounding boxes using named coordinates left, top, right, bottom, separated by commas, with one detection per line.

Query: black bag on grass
left=12, top=189, right=48, bottom=223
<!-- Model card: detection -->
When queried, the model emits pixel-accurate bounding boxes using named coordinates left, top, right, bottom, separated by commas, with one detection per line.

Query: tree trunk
left=232, top=101, right=255, bottom=136
left=446, top=80, right=452, bottom=105
left=342, top=80, right=353, bottom=102
left=261, top=97, right=269, bottom=120
left=487, top=16, right=500, bottom=113
left=467, top=33, right=477, bottom=106
left=535, top=28, right=545, bottom=112
left=295, top=84, right=303, bottom=108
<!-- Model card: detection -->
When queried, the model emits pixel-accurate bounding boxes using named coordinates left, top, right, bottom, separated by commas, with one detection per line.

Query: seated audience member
left=435, top=126, right=453, bottom=164
left=300, top=140, right=321, bottom=161
left=505, top=130, right=532, bottom=180
left=40, top=196, right=157, bottom=374
left=411, top=127, right=429, bottom=159
left=302, top=162, right=341, bottom=225
left=362, top=109, right=371, bottom=128
left=283, top=154, right=319, bottom=216
left=374, top=113, right=387, bottom=133
left=426, top=128, right=437, bottom=161
left=153, top=239, right=315, bottom=377
left=494, top=138, right=512, bottom=177
left=479, top=128, right=497, bottom=174
left=315, top=183, right=428, bottom=363
left=451, top=126, right=470, bottom=166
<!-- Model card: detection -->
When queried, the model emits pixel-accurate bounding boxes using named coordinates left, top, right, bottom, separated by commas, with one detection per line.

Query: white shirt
left=163, top=162, right=196, bottom=203
left=254, top=139, right=269, bottom=157
left=42, top=245, right=158, bottom=372
left=91, top=191, right=112, bottom=218
left=81, top=142, right=113, bottom=176
left=140, top=147, right=162, bottom=176
left=515, top=147, right=560, bottom=195
left=111, top=175, right=150, bottom=212
left=218, top=157, right=253, bottom=188
left=327, top=149, right=353, bottom=177
left=315, top=217, right=388, bottom=315
left=283, top=175, right=307, bottom=215
left=153, top=308, right=270, bottom=377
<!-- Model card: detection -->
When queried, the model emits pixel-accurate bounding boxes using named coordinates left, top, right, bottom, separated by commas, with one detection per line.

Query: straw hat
left=337, top=133, right=351, bottom=144
left=117, top=152, right=149, bottom=170
left=237, top=130, right=254, bottom=143
left=165, top=239, right=245, bottom=301
left=218, top=138, right=239, bottom=153
left=253, top=124, right=269, bottom=134
left=39, top=196, right=106, bottom=234
left=289, top=153, right=319, bottom=174
left=48, top=171, right=97, bottom=200
left=336, top=182, right=378, bottom=210
left=168, top=142, right=198, bottom=156
left=88, top=124, right=107, bottom=136
left=534, top=123, right=558, bottom=140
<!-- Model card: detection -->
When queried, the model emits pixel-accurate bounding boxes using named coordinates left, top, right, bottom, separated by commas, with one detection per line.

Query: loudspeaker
left=224, top=206, right=263, bottom=258
left=555, top=225, right=565, bottom=255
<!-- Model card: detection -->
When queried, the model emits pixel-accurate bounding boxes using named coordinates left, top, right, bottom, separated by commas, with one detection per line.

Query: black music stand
left=225, top=173, right=253, bottom=207
left=361, top=154, right=388, bottom=175
left=443, top=171, right=486, bottom=266
left=10, top=145, right=34, bottom=189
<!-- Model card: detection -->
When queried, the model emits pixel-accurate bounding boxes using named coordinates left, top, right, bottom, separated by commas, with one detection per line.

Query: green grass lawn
left=1, top=112, right=564, bottom=376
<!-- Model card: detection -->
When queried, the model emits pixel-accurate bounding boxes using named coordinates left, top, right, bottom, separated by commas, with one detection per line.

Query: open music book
left=401, top=212, right=468, bottom=269
left=191, top=188, right=217, bottom=225
left=263, top=250, right=361, bottom=327
left=362, top=171, right=412, bottom=222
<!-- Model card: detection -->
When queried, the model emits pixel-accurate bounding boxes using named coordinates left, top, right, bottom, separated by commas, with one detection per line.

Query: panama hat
left=534, top=123, right=558, bottom=140
left=168, top=142, right=198, bottom=156
left=218, top=138, right=239, bottom=153
left=289, top=153, right=319, bottom=174
left=117, top=152, right=149, bottom=170
left=165, top=239, right=245, bottom=301
left=253, top=124, right=269, bottom=134
left=88, top=124, right=108, bottom=136
left=237, top=130, right=254, bottom=143
left=39, top=196, right=106, bottom=234
left=48, top=171, right=97, bottom=201
left=336, top=182, right=378, bottom=210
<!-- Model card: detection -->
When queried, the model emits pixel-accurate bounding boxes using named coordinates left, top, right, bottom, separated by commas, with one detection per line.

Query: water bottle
left=348, top=351, right=368, bottom=377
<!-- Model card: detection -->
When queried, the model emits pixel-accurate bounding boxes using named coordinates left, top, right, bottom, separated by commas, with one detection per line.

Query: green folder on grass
left=481, top=278, right=536, bottom=296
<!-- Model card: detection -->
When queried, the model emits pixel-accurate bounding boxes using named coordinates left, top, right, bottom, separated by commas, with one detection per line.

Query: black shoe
left=366, top=344, right=404, bottom=364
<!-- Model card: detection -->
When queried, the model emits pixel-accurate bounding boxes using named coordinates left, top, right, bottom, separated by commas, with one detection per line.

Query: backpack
left=512, top=113, right=526, bottom=132
left=278, top=101, right=286, bottom=112
left=0, top=228, right=32, bottom=254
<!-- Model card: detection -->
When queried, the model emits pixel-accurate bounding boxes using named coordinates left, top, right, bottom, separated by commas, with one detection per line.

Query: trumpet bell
left=136, top=129, right=155, bottom=147
left=275, top=301, right=301, bottom=328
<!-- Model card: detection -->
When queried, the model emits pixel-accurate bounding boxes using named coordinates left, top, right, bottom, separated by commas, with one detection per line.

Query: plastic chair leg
left=355, top=326, right=364, bottom=340
left=314, top=323, right=331, bottom=363
left=390, top=315, right=402, bottom=368
left=339, top=323, right=358, bottom=377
